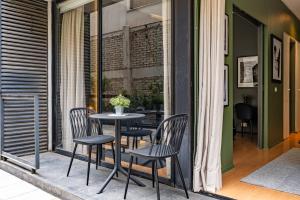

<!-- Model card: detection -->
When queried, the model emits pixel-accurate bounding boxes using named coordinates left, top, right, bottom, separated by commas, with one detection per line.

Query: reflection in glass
left=101, top=0, right=172, bottom=178
left=56, top=0, right=172, bottom=179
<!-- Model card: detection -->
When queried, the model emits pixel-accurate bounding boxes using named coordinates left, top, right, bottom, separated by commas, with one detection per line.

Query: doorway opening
left=283, top=33, right=300, bottom=139
left=232, top=7, right=264, bottom=157
left=54, top=0, right=173, bottom=182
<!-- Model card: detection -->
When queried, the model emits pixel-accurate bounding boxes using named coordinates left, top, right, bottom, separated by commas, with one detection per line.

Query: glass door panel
left=101, top=0, right=172, bottom=178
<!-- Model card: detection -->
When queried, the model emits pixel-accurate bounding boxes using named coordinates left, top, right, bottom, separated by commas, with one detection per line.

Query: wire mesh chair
left=124, top=114, right=189, bottom=200
left=67, top=108, right=116, bottom=186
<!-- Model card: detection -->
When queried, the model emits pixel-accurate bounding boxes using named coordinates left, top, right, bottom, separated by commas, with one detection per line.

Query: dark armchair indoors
left=235, top=103, right=255, bottom=137
left=67, top=108, right=116, bottom=186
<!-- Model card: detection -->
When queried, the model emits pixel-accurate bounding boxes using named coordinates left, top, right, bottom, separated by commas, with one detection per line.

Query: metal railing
left=0, top=94, right=40, bottom=173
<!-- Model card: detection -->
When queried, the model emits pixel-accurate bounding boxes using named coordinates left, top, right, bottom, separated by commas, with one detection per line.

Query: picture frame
left=271, top=34, right=282, bottom=82
left=238, top=56, right=258, bottom=88
left=225, top=14, right=229, bottom=56
left=224, top=65, right=229, bottom=106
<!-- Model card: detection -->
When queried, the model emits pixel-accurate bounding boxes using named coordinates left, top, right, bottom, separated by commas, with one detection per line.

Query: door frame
left=232, top=6, right=264, bottom=148
left=257, top=24, right=264, bottom=148
left=52, top=0, right=194, bottom=188
left=283, top=33, right=299, bottom=139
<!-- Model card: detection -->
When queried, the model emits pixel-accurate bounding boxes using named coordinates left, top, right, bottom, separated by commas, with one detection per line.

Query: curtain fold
left=162, top=0, right=172, bottom=178
left=193, top=0, right=225, bottom=193
left=60, top=7, right=85, bottom=152
left=163, top=0, right=172, bottom=119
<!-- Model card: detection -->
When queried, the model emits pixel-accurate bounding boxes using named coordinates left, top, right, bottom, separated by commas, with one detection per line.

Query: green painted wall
left=221, top=0, right=300, bottom=171
left=222, top=0, right=234, bottom=172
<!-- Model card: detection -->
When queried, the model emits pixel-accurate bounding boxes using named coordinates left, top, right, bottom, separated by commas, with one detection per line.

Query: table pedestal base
left=98, top=165, right=145, bottom=194
left=98, top=119, right=145, bottom=194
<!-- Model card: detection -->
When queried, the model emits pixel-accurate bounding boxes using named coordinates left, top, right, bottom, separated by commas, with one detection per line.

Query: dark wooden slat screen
left=0, top=0, right=48, bottom=156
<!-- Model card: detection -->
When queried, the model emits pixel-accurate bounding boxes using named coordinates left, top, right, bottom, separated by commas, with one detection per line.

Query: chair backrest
left=69, top=108, right=99, bottom=139
left=151, top=114, right=188, bottom=156
left=122, top=119, right=143, bottom=131
left=235, top=103, right=254, bottom=121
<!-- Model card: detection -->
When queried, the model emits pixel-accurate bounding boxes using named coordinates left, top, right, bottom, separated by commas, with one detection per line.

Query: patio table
left=89, top=113, right=146, bottom=193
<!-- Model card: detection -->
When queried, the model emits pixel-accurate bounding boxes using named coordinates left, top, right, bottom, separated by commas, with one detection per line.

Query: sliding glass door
left=100, top=0, right=172, bottom=178
left=55, top=0, right=172, bottom=179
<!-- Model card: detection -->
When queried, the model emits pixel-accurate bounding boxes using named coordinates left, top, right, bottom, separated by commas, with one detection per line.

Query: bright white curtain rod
left=58, top=0, right=94, bottom=13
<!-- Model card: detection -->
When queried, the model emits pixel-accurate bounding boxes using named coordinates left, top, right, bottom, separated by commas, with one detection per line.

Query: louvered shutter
left=0, top=0, right=48, bottom=156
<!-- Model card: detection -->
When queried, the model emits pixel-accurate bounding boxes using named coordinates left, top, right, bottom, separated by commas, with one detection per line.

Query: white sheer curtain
left=193, top=0, right=225, bottom=193
left=163, top=0, right=172, bottom=117
left=162, top=0, right=172, bottom=178
left=60, top=7, right=85, bottom=152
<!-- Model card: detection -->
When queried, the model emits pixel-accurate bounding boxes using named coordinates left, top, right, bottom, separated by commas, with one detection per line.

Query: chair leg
left=250, top=120, right=253, bottom=137
left=126, top=136, right=129, bottom=152
left=241, top=120, right=244, bottom=137
left=67, top=143, right=78, bottom=177
left=149, top=134, right=153, bottom=143
left=154, top=160, right=160, bottom=200
left=174, top=155, right=189, bottom=199
left=124, top=155, right=134, bottom=199
left=99, top=144, right=103, bottom=165
left=152, top=160, right=155, bottom=188
left=135, top=138, right=139, bottom=164
left=96, top=145, right=99, bottom=170
left=132, top=137, right=136, bottom=149
left=87, top=145, right=92, bottom=186
left=135, top=137, right=138, bottom=149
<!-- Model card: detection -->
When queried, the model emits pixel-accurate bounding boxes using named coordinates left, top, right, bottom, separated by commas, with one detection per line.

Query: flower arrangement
left=110, top=94, right=130, bottom=115
left=110, top=94, right=130, bottom=107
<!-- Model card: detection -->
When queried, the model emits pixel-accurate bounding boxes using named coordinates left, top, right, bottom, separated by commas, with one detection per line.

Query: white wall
left=102, top=0, right=162, bottom=34
left=102, top=1, right=127, bottom=34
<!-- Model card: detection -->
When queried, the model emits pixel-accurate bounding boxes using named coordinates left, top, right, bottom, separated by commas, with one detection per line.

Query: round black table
left=90, top=113, right=146, bottom=193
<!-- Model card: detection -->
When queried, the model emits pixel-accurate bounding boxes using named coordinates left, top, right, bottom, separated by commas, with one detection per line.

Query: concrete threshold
left=0, top=159, right=82, bottom=200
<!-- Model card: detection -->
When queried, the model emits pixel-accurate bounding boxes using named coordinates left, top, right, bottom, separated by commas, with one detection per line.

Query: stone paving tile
left=0, top=170, right=60, bottom=200
left=22, top=152, right=216, bottom=200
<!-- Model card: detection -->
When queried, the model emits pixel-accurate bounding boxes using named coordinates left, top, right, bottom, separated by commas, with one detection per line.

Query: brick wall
left=102, top=32, right=124, bottom=71
left=133, top=76, right=163, bottom=96
left=101, top=22, right=164, bottom=110
left=130, top=23, right=163, bottom=69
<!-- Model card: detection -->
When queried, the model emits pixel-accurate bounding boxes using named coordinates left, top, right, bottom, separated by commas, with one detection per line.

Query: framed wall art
left=225, top=14, right=229, bottom=56
left=271, top=34, right=282, bottom=82
left=224, top=65, right=229, bottom=106
left=237, top=56, right=258, bottom=88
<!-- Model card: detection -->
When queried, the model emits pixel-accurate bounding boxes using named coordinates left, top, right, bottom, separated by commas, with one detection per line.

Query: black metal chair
left=121, top=119, right=153, bottom=151
left=67, top=108, right=116, bottom=186
left=124, top=114, right=189, bottom=200
left=235, top=103, right=254, bottom=137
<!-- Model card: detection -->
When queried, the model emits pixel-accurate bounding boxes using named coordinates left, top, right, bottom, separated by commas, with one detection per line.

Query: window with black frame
left=55, top=0, right=172, bottom=179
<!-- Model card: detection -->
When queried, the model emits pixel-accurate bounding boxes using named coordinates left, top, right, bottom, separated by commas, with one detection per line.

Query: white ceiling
left=282, top=0, right=300, bottom=20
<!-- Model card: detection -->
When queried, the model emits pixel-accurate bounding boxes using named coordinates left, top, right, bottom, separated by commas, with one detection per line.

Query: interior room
left=220, top=1, right=300, bottom=199
left=232, top=8, right=263, bottom=150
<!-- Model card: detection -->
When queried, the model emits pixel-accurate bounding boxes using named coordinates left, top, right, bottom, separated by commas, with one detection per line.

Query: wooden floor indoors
left=218, top=133, right=300, bottom=200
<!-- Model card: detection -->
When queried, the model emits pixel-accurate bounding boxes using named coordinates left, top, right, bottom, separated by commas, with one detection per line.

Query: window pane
left=101, top=0, right=172, bottom=178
